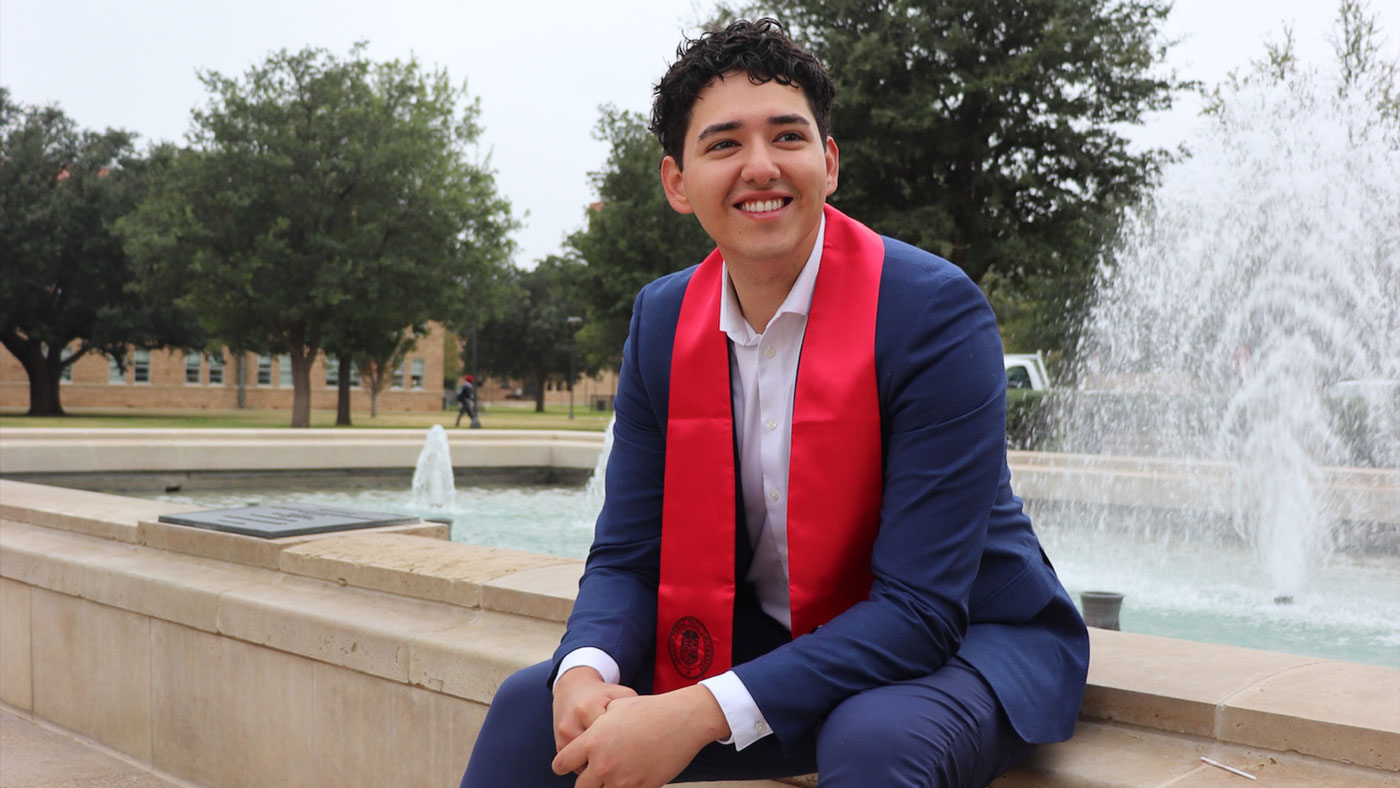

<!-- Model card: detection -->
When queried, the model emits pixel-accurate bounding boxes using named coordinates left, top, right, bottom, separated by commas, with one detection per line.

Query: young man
left=459, top=19, right=1088, bottom=788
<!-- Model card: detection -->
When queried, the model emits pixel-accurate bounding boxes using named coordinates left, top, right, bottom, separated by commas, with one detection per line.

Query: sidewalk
left=0, top=707, right=187, bottom=788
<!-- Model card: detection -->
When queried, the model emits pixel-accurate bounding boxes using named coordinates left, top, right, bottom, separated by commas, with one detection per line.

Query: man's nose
left=740, top=144, right=780, bottom=184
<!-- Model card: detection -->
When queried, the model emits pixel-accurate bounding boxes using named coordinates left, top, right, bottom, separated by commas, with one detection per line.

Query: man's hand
left=552, top=666, right=638, bottom=752
left=551, top=685, right=730, bottom=788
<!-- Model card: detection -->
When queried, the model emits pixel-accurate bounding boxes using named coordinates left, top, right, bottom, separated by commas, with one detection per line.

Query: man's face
left=660, top=73, right=838, bottom=276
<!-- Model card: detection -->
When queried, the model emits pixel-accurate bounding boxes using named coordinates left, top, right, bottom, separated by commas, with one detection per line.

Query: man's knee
left=489, top=661, right=554, bottom=717
left=816, top=688, right=936, bottom=779
left=459, top=662, right=562, bottom=788
left=813, top=662, right=1026, bottom=788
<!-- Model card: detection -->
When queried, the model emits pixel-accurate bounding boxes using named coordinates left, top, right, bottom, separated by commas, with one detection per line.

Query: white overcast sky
left=3, top=0, right=1396, bottom=267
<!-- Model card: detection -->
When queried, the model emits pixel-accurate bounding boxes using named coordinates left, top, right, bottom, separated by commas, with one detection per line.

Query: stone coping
left=1, top=479, right=1396, bottom=778
left=0, top=428, right=605, bottom=475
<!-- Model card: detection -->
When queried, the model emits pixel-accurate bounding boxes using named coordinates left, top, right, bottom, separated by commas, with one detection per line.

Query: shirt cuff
left=553, top=647, right=621, bottom=691
left=698, top=671, right=774, bottom=750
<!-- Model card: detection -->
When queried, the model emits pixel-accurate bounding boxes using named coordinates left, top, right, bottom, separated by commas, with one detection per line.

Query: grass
left=0, top=403, right=611, bottom=432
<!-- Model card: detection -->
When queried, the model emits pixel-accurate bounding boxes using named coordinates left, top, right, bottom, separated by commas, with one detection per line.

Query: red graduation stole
left=654, top=205, right=885, bottom=694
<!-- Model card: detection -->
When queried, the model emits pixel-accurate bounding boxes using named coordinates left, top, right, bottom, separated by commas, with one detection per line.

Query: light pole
left=566, top=315, right=583, bottom=419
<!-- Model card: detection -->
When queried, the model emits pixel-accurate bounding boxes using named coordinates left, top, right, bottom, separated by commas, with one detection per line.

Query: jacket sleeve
left=550, top=285, right=669, bottom=686
left=731, top=262, right=1010, bottom=745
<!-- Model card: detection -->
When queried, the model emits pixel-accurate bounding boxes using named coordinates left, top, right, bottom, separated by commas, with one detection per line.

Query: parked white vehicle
left=1004, top=351, right=1051, bottom=391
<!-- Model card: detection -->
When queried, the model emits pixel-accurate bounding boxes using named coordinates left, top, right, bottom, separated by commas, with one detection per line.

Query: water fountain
left=411, top=425, right=457, bottom=510
left=1059, top=64, right=1400, bottom=603
left=583, top=414, right=615, bottom=514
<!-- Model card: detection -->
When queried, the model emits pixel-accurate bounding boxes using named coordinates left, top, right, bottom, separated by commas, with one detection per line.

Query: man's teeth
left=740, top=199, right=784, bottom=213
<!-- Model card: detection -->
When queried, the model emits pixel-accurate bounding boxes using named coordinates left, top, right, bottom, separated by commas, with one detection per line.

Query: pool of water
left=146, top=481, right=1400, bottom=669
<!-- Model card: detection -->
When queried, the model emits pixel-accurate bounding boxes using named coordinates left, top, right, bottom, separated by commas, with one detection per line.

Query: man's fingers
left=604, top=685, right=639, bottom=702
left=554, top=716, right=583, bottom=752
left=551, top=736, right=586, bottom=776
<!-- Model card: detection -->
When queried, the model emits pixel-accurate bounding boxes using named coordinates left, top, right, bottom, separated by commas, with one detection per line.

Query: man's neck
left=726, top=236, right=821, bottom=332
left=728, top=266, right=799, bottom=333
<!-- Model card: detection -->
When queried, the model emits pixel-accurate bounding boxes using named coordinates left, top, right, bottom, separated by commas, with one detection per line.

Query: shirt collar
left=719, top=213, right=826, bottom=344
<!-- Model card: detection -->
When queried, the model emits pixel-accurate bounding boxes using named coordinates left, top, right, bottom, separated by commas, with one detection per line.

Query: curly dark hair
left=650, top=18, right=835, bottom=167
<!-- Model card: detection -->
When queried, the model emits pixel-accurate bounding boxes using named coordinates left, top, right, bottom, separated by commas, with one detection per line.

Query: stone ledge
left=0, top=428, right=606, bottom=474
left=1083, top=629, right=1399, bottom=770
left=0, top=519, right=567, bottom=704
left=994, top=720, right=1400, bottom=787
left=1081, top=628, right=1320, bottom=738
left=0, top=479, right=198, bottom=543
left=279, top=531, right=572, bottom=609
left=481, top=562, right=585, bottom=622
left=1219, top=660, right=1400, bottom=771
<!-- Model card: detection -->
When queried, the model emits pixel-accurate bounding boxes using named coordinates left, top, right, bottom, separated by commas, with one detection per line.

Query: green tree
left=1, top=91, right=200, bottom=415
left=562, top=107, right=715, bottom=368
left=716, top=0, right=1189, bottom=351
left=1332, top=0, right=1399, bottom=123
left=119, top=44, right=516, bottom=427
left=356, top=328, right=419, bottom=419
left=1210, top=1, right=1398, bottom=129
left=475, top=259, right=589, bottom=413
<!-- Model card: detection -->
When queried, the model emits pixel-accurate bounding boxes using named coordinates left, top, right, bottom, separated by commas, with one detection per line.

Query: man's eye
left=776, top=131, right=805, bottom=143
left=709, top=140, right=737, bottom=151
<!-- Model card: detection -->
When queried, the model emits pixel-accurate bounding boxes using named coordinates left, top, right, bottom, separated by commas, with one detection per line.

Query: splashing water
left=411, top=425, right=456, bottom=509
left=1064, top=68, right=1400, bottom=599
left=583, top=414, right=615, bottom=516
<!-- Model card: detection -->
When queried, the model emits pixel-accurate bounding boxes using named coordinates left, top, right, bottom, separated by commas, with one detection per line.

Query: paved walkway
left=0, top=708, right=187, bottom=788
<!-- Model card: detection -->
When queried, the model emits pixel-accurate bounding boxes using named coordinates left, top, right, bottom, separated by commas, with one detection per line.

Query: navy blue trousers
left=458, top=654, right=1032, bottom=787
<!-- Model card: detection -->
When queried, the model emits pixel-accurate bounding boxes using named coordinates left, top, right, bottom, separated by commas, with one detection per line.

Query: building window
left=325, top=357, right=339, bottom=387
left=392, top=361, right=404, bottom=389
left=257, top=354, right=272, bottom=386
left=132, top=349, right=150, bottom=384
left=410, top=358, right=425, bottom=390
left=208, top=353, right=225, bottom=385
left=279, top=354, right=292, bottom=388
left=60, top=347, right=74, bottom=382
left=108, top=353, right=125, bottom=384
left=185, top=352, right=202, bottom=384
left=348, top=362, right=361, bottom=388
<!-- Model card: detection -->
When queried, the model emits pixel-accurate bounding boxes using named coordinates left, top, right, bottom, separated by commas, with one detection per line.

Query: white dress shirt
left=557, top=217, right=827, bottom=751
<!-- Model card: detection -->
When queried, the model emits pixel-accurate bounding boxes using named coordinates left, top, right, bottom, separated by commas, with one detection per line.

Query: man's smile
left=736, top=197, right=792, bottom=214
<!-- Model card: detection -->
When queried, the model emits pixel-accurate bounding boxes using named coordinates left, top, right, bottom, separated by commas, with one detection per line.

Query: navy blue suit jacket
left=555, top=235, right=1089, bottom=747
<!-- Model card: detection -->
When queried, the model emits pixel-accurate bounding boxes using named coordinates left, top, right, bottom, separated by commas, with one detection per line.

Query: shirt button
left=754, top=721, right=767, bottom=734
left=768, top=489, right=780, bottom=502
left=763, top=346, right=775, bottom=358
left=765, top=418, right=777, bottom=430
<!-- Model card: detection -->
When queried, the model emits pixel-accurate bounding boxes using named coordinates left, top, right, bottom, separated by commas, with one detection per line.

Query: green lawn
left=0, top=404, right=611, bottom=432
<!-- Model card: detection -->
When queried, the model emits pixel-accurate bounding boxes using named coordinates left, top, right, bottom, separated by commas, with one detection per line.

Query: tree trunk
left=0, top=333, right=64, bottom=416
left=235, top=353, right=247, bottom=409
left=335, top=352, right=353, bottom=426
left=289, top=349, right=314, bottom=428
left=534, top=372, right=546, bottom=413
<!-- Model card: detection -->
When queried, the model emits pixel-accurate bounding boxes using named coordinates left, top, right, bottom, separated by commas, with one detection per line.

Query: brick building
left=0, top=324, right=450, bottom=412
left=2, top=321, right=621, bottom=414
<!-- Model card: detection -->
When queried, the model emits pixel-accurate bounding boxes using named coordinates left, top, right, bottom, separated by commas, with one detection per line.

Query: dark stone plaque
left=158, top=502, right=417, bottom=539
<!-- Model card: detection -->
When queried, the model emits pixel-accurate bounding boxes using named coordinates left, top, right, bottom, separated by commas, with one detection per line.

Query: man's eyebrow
left=694, top=114, right=814, bottom=144
left=769, top=114, right=812, bottom=128
left=696, top=121, right=742, bottom=143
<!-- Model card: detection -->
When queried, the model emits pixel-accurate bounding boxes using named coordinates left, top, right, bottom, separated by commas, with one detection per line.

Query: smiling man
left=458, top=19, right=1088, bottom=788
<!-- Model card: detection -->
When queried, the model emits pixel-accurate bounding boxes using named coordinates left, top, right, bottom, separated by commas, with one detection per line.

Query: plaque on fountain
left=157, top=503, right=417, bottom=539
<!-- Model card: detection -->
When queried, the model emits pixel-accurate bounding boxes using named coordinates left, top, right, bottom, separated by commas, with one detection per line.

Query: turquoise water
left=151, top=482, right=1400, bottom=669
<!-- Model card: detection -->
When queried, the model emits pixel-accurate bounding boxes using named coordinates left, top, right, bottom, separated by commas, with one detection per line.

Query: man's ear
left=660, top=155, right=694, bottom=215
left=824, top=136, right=840, bottom=197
